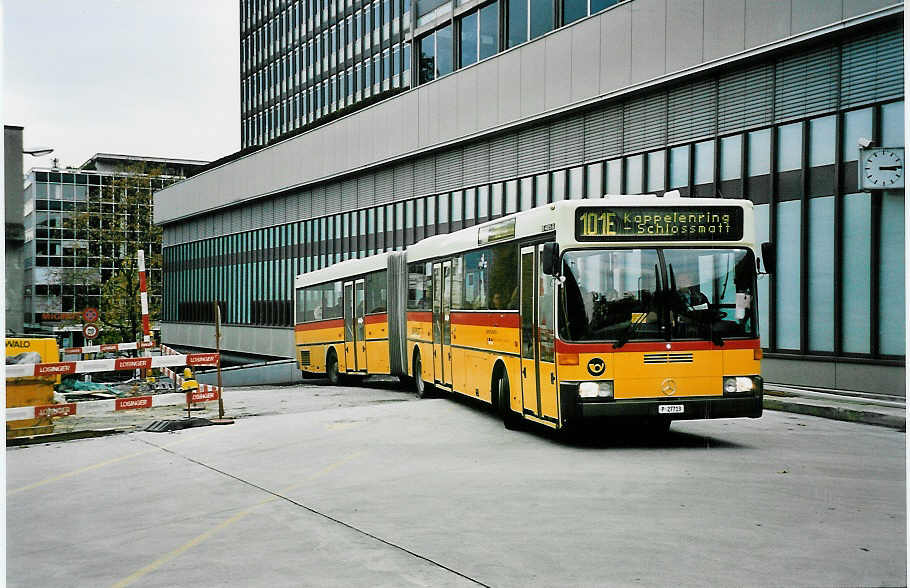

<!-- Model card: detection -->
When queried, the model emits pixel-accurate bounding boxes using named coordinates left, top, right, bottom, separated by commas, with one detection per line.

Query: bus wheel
left=497, top=371, right=520, bottom=430
left=326, top=350, right=340, bottom=386
left=413, top=352, right=430, bottom=398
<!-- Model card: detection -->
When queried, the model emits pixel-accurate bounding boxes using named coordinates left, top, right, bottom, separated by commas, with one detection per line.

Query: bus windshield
left=558, top=248, right=757, bottom=344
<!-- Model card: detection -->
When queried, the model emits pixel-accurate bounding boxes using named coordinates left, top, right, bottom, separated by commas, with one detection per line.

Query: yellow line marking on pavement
left=111, top=451, right=365, bottom=588
left=8, top=434, right=202, bottom=497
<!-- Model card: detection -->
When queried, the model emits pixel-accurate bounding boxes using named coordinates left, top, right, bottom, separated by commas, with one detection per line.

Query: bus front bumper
left=570, top=395, right=763, bottom=420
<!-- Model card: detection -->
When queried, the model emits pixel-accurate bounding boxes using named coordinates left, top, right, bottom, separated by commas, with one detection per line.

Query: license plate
left=658, top=404, right=684, bottom=414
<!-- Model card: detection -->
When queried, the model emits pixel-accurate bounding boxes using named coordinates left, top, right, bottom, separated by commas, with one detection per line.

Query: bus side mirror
left=760, top=242, right=776, bottom=275
left=542, top=242, right=559, bottom=276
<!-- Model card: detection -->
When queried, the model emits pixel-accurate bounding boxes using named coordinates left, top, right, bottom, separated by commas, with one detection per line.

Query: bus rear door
left=432, top=260, right=454, bottom=388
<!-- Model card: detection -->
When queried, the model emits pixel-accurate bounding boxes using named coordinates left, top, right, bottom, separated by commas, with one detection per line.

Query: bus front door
left=354, top=278, right=366, bottom=371
left=519, top=245, right=559, bottom=422
left=441, top=260, right=453, bottom=388
left=520, top=247, right=540, bottom=416
left=343, top=281, right=356, bottom=372
left=432, top=263, right=443, bottom=383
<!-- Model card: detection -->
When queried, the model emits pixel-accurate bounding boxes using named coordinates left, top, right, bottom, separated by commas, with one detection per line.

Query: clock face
left=861, top=148, right=904, bottom=190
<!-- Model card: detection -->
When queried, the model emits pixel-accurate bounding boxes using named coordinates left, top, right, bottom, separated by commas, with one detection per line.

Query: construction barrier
left=5, top=352, right=220, bottom=379
left=4, top=391, right=220, bottom=422
left=61, top=341, right=157, bottom=357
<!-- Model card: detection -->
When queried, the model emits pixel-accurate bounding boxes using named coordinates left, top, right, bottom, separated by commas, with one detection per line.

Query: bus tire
left=497, top=370, right=520, bottom=430
left=326, top=349, right=340, bottom=386
left=413, top=351, right=431, bottom=398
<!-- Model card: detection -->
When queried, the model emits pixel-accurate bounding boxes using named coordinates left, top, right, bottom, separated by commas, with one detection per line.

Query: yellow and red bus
left=295, top=194, right=768, bottom=431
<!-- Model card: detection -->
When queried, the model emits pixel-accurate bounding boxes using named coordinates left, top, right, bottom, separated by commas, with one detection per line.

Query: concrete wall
left=162, top=321, right=295, bottom=359
left=196, top=360, right=304, bottom=387
left=155, top=0, right=901, bottom=225
left=763, top=357, right=905, bottom=397
left=5, top=126, right=25, bottom=333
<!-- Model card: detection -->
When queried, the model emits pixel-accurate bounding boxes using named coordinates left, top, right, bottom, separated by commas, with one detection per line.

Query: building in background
left=5, top=125, right=26, bottom=334
left=23, top=154, right=207, bottom=346
left=157, top=0, right=904, bottom=394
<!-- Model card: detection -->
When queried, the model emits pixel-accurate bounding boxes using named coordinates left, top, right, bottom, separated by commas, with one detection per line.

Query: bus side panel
left=406, top=313, right=433, bottom=377
left=296, top=321, right=344, bottom=374
left=366, top=340, right=390, bottom=374
left=451, top=311, right=520, bottom=406
left=452, top=347, right=467, bottom=396
left=365, top=314, right=391, bottom=374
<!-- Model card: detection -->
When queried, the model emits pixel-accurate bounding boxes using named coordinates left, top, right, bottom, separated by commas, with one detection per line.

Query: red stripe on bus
left=364, top=313, right=388, bottom=324
left=295, top=319, right=345, bottom=331
left=450, top=311, right=520, bottom=329
left=407, top=311, right=433, bottom=323
left=554, top=339, right=760, bottom=353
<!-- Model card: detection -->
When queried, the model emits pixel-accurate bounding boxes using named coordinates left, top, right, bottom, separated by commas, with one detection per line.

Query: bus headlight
left=579, top=381, right=614, bottom=399
left=723, top=376, right=761, bottom=396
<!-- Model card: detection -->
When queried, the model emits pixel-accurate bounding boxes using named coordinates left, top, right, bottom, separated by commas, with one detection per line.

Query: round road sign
left=83, top=307, right=99, bottom=323
left=83, top=323, right=100, bottom=340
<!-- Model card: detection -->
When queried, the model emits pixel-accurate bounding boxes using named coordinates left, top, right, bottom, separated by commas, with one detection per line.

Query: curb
left=764, top=397, right=906, bottom=431
left=6, top=428, right=126, bottom=447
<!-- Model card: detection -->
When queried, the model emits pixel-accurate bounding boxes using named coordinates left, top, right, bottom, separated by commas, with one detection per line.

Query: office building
left=157, top=0, right=904, bottom=393
left=23, top=154, right=207, bottom=346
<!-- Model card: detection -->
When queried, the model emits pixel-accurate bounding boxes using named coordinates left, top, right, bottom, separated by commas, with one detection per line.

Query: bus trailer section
left=295, top=195, right=767, bottom=431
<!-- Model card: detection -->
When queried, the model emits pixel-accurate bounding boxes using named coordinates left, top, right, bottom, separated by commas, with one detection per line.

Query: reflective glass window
left=416, top=198, right=425, bottom=227
left=534, top=175, right=548, bottom=206
left=842, top=108, right=873, bottom=162
left=748, top=129, right=771, bottom=175
left=777, top=123, right=802, bottom=173
left=452, top=190, right=463, bottom=221
left=460, top=11, right=478, bottom=67
left=606, top=159, right=621, bottom=193
left=808, top=196, right=834, bottom=351
left=590, top=0, right=618, bottom=12
left=563, top=0, right=586, bottom=24
left=694, top=140, right=714, bottom=185
left=478, top=185, right=490, bottom=217
left=551, top=169, right=566, bottom=200
left=624, top=155, right=643, bottom=194
left=670, top=146, right=689, bottom=188
left=568, top=166, right=583, bottom=199
left=879, top=190, right=905, bottom=355
left=436, top=24, right=453, bottom=77
left=646, top=151, right=665, bottom=192
left=520, top=177, right=533, bottom=210
left=491, top=183, right=503, bottom=216
left=808, top=116, right=836, bottom=167
left=505, top=180, right=518, bottom=213
left=842, top=192, right=871, bottom=353
left=720, top=135, right=742, bottom=181
left=881, top=101, right=904, bottom=147
left=479, top=2, right=499, bottom=59
left=507, top=0, right=527, bottom=48
left=529, top=0, right=553, bottom=39
left=586, top=162, right=602, bottom=198
left=464, top=187, right=476, bottom=219
left=419, top=33, right=435, bottom=82
left=775, top=199, right=801, bottom=350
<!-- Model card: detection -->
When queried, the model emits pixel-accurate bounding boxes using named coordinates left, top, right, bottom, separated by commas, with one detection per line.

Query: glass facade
left=170, top=96, right=907, bottom=373
left=241, top=0, right=412, bottom=148
left=23, top=168, right=183, bottom=336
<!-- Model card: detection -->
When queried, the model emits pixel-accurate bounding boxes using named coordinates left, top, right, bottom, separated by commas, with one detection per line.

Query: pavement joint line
left=132, top=442, right=491, bottom=588
left=7, top=433, right=203, bottom=497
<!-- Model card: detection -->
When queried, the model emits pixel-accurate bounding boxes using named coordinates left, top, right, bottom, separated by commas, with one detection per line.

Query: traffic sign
left=83, top=323, right=99, bottom=340
left=83, top=307, right=99, bottom=323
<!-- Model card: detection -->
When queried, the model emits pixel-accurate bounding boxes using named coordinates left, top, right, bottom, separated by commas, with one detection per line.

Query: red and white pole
left=138, top=249, right=151, bottom=343
left=138, top=250, right=152, bottom=380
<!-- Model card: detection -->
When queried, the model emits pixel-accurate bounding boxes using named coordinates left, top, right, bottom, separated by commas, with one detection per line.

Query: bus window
left=366, top=270, right=388, bottom=313
left=295, top=287, right=306, bottom=323
left=408, top=262, right=432, bottom=309
left=305, top=285, right=323, bottom=320
left=490, top=243, right=518, bottom=309
left=463, top=249, right=489, bottom=309
left=323, top=281, right=343, bottom=318
left=451, top=257, right=464, bottom=309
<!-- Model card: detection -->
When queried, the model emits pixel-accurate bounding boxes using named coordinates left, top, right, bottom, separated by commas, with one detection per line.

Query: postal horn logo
left=661, top=378, right=677, bottom=396
left=586, top=357, right=606, bottom=377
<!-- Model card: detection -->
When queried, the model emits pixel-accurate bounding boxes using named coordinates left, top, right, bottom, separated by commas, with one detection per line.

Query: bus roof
left=406, top=195, right=755, bottom=262
left=294, top=250, right=392, bottom=288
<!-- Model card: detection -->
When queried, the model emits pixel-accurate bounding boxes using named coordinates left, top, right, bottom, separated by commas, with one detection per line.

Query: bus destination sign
left=575, top=206, right=744, bottom=241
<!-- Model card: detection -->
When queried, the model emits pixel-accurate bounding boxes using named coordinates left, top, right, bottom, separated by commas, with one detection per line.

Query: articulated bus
left=294, top=194, right=768, bottom=431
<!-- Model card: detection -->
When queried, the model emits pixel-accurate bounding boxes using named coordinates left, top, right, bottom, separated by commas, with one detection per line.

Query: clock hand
left=879, top=165, right=901, bottom=170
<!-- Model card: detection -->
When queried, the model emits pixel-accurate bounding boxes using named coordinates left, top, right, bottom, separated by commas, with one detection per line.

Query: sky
left=4, top=0, right=239, bottom=175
